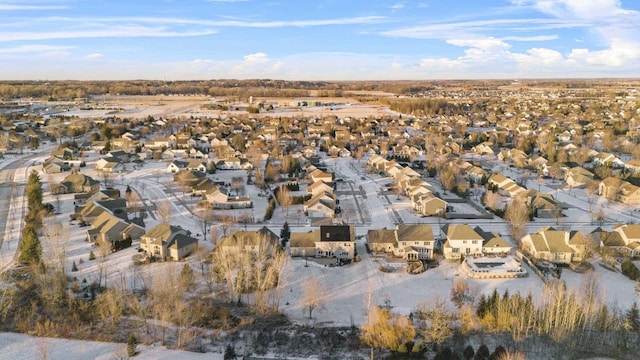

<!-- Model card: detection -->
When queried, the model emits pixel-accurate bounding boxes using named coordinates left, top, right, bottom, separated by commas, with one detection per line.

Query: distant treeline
left=1, top=78, right=638, bottom=101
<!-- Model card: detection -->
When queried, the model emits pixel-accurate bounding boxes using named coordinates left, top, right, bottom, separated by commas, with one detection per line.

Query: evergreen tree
left=463, top=345, right=475, bottom=360
left=476, top=344, right=490, bottom=359
left=127, top=333, right=137, bottom=357
left=223, top=344, right=237, bottom=360
left=626, top=302, right=640, bottom=331
left=280, top=221, right=290, bottom=248
left=18, top=224, right=41, bottom=265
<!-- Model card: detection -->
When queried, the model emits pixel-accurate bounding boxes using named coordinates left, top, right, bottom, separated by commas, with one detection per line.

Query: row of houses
left=302, top=167, right=337, bottom=218
left=367, top=155, right=447, bottom=216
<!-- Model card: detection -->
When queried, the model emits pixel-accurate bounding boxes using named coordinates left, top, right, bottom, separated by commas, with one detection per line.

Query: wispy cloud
left=381, top=18, right=585, bottom=40
left=39, top=15, right=387, bottom=28
left=0, top=26, right=218, bottom=42
left=0, top=4, right=67, bottom=10
left=0, top=44, right=73, bottom=53
left=84, top=53, right=104, bottom=60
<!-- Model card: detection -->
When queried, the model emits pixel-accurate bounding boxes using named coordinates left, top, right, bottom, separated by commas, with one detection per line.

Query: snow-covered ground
left=2, top=148, right=640, bottom=359
left=0, top=332, right=219, bottom=360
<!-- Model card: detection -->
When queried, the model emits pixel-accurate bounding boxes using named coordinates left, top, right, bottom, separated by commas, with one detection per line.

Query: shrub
left=622, top=260, right=640, bottom=281
left=127, top=333, right=137, bottom=357
left=264, top=197, right=276, bottom=220
left=89, top=250, right=96, bottom=261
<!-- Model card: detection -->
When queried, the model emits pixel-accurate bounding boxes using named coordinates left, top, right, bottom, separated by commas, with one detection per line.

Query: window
left=472, top=240, right=478, bottom=245
left=415, top=241, right=419, bottom=245
left=453, top=248, right=460, bottom=253
left=463, top=240, right=467, bottom=244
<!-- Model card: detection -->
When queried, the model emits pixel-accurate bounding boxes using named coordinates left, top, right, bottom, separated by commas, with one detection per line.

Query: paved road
left=0, top=156, right=32, bottom=248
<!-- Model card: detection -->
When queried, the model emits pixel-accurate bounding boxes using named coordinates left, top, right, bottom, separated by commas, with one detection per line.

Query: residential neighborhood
left=1, top=79, right=640, bottom=359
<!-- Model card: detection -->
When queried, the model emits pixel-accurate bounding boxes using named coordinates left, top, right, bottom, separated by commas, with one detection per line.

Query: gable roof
left=367, top=228, right=397, bottom=244
left=319, top=225, right=353, bottom=242
left=444, top=224, right=483, bottom=241
left=396, top=224, right=434, bottom=242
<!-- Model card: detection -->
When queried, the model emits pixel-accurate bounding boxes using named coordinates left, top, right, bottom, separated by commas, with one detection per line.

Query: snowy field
left=0, top=332, right=219, bottom=360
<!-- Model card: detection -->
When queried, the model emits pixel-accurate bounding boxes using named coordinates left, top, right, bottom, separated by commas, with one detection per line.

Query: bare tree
left=36, top=336, right=49, bottom=360
left=299, top=277, right=326, bottom=319
left=415, top=296, right=453, bottom=351
left=196, top=208, right=217, bottom=240
left=126, top=188, right=143, bottom=217
left=439, top=167, right=456, bottom=194
left=98, top=170, right=114, bottom=188
left=231, top=176, right=245, bottom=197
left=504, top=198, right=530, bottom=246
left=483, top=191, right=502, bottom=211
left=43, top=218, right=68, bottom=275
left=276, top=186, right=292, bottom=216
left=156, top=199, right=172, bottom=224
left=97, top=238, right=112, bottom=288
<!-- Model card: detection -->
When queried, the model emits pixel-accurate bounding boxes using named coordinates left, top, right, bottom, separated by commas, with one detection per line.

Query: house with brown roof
left=474, top=227, right=512, bottom=255
left=216, top=227, right=279, bottom=257
left=599, top=177, right=640, bottom=205
left=488, top=173, right=526, bottom=198
left=87, top=211, right=145, bottom=250
left=53, top=173, right=100, bottom=195
left=140, top=223, right=198, bottom=261
left=564, top=167, right=596, bottom=189
left=303, top=191, right=336, bottom=218
left=520, top=228, right=587, bottom=264
left=412, top=192, right=447, bottom=217
left=290, top=225, right=355, bottom=262
left=442, top=224, right=484, bottom=260
left=367, top=224, right=435, bottom=261
left=612, top=224, right=640, bottom=257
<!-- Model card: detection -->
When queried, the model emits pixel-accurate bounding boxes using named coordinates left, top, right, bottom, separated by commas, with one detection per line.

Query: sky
left=0, top=0, right=639, bottom=80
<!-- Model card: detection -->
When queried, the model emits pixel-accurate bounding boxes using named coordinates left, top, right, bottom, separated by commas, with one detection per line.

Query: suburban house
left=488, top=173, right=526, bottom=198
left=593, top=152, right=624, bottom=168
left=526, top=191, right=564, bottom=218
left=167, top=159, right=189, bottom=173
left=442, top=224, right=484, bottom=260
left=611, top=224, right=640, bottom=257
left=520, top=227, right=588, bottom=264
left=53, top=173, right=100, bottom=195
left=173, top=170, right=207, bottom=187
left=216, top=227, right=280, bottom=256
left=367, top=224, right=435, bottom=261
left=412, top=192, right=447, bottom=216
left=308, top=168, right=333, bottom=183
left=43, top=159, right=70, bottom=174
left=474, top=227, right=512, bottom=255
left=599, top=177, right=640, bottom=205
left=564, top=167, right=596, bottom=189
left=76, top=198, right=128, bottom=224
left=307, top=180, right=334, bottom=197
left=304, top=191, right=336, bottom=218
left=290, top=224, right=355, bottom=262
left=625, top=159, right=640, bottom=174
left=95, top=157, right=124, bottom=173
left=215, top=157, right=252, bottom=170
left=139, top=223, right=198, bottom=261
left=86, top=211, right=145, bottom=249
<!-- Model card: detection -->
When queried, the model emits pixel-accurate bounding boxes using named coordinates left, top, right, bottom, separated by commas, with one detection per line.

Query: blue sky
left=0, top=0, right=639, bottom=80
